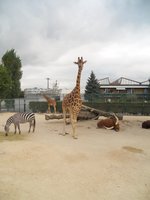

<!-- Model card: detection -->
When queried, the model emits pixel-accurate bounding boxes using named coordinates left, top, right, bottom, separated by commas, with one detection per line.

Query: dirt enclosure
left=0, top=112, right=150, bottom=200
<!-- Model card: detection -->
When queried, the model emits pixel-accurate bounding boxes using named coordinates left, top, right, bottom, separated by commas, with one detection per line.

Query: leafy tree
left=148, top=79, right=150, bottom=92
left=0, top=65, right=12, bottom=99
left=2, top=49, right=22, bottom=98
left=84, top=71, right=100, bottom=101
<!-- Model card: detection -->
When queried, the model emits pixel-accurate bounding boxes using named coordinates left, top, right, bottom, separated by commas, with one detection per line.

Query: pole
left=46, top=78, right=50, bottom=89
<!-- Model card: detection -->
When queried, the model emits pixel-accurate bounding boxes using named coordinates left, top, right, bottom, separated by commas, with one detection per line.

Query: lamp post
left=46, top=78, right=50, bottom=89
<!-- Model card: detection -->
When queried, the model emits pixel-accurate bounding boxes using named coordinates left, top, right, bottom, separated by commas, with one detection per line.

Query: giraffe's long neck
left=43, top=95, right=49, bottom=101
left=75, top=68, right=82, bottom=94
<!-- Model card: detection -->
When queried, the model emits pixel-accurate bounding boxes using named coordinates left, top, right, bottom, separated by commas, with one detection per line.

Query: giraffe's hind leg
left=60, top=109, right=68, bottom=136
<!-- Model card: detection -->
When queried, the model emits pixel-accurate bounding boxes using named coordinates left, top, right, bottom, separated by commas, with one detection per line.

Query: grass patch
left=122, top=146, right=144, bottom=154
left=0, top=132, right=27, bottom=142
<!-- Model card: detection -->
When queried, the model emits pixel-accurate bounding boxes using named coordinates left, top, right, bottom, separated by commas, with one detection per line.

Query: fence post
left=24, top=99, right=26, bottom=112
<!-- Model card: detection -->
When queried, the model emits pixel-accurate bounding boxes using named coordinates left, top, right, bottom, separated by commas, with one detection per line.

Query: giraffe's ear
left=83, top=60, right=87, bottom=64
left=74, top=62, right=78, bottom=64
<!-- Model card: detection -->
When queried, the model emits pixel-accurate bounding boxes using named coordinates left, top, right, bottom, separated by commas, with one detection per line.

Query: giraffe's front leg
left=71, top=115, right=78, bottom=139
left=54, top=105, right=56, bottom=114
left=47, top=105, right=51, bottom=113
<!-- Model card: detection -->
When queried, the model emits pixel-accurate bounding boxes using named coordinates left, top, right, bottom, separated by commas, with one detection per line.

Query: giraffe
left=62, top=57, right=87, bottom=139
left=42, top=94, right=57, bottom=113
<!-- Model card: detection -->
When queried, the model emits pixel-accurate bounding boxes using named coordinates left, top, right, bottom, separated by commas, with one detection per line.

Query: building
left=99, top=77, right=150, bottom=94
left=23, top=81, right=62, bottom=111
left=24, top=81, right=62, bottom=100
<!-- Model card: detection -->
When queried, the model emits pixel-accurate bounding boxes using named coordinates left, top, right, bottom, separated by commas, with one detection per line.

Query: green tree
left=84, top=71, right=100, bottom=101
left=2, top=49, right=22, bottom=98
left=0, top=65, right=12, bottom=99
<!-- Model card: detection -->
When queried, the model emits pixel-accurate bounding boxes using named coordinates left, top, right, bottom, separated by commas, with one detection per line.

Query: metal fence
left=97, top=93, right=150, bottom=103
left=0, top=98, right=29, bottom=112
left=0, top=93, right=150, bottom=115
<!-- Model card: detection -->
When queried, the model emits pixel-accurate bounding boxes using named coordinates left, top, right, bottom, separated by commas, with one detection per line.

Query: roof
left=98, top=77, right=150, bottom=86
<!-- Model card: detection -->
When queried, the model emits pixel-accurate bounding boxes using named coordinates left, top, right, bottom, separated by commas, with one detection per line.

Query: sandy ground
left=0, top=112, right=150, bottom=200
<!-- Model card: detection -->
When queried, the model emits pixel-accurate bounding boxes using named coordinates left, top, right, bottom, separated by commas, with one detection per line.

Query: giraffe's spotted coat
left=62, top=57, right=87, bottom=139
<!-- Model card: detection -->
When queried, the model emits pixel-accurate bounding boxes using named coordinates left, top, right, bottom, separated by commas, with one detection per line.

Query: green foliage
left=0, top=65, right=12, bottom=99
left=148, top=79, right=150, bottom=94
left=2, top=49, right=22, bottom=98
left=29, top=102, right=48, bottom=113
left=83, top=102, right=150, bottom=115
left=19, top=91, right=24, bottom=98
left=84, top=71, right=100, bottom=101
left=4, top=99, right=15, bottom=111
left=29, top=101, right=62, bottom=113
left=28, top=100, right=150, bottom=115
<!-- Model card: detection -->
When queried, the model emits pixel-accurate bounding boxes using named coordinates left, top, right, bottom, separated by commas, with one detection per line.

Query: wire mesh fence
left=0, top=93, right=150, bottom=115
left=0, top=98, right=28, bottom=112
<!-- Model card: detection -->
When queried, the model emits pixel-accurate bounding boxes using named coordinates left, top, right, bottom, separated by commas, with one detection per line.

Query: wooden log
left=45, top=113, right=69, bottom=120
left=81, top=105, right=123, bottom=120
left=77, top=110, right=97, bottom=120
left=45, top=105, right=123, bottom=121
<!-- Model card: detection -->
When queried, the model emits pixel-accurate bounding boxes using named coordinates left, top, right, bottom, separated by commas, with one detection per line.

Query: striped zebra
left=4, top=112, right=36, bottom=136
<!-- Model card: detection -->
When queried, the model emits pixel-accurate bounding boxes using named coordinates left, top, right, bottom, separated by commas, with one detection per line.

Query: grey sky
left=0, top=0, right=150, bottom=92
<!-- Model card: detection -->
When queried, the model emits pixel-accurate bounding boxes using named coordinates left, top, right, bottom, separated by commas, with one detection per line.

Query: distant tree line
left=0, top=49, right=100, bottom=102
left=0, top=49, right=23, bottom=99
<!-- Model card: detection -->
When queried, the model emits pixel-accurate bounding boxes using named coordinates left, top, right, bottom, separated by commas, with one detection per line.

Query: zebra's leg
left=28, top=122, right=31, bottom=133
left=18, top=124, right=21, bottom=134
left=14, top=124, right=17, bottom=134
left=32, top=119, right=35, bottom=132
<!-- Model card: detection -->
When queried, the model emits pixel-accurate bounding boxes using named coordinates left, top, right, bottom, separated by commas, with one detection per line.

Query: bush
left=83, top=102, right=150, bottom=115
left=29, top=102, right=47, bottom=113
left=29, top=101, right=150, bottom=115
left=5, top=99, right=15, bottom=111
left=29, top=101, right=63, bottom=113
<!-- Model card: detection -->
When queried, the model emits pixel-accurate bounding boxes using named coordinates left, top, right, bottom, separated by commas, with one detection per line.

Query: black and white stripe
left=4, top=112, right=36, bottom=136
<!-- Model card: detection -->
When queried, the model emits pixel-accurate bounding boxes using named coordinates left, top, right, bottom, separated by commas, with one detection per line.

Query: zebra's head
left=4, top=125, right=9, bottom=136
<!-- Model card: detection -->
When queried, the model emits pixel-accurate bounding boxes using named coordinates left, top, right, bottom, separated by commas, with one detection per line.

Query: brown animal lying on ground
left=142, top=120, right=150, bottom=129
left=97, top=114, right=120, bottom=132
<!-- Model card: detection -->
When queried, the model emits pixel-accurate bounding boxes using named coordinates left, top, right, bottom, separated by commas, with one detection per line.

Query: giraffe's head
left=74, top=57, right=87, bottom=70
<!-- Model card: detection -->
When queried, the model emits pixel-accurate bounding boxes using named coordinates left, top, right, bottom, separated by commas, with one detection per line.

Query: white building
left=24, top=81, right=62, bottom=100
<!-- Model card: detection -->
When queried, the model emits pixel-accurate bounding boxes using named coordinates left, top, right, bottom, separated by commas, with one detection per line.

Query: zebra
left=4, top=112, right=36, bottom=136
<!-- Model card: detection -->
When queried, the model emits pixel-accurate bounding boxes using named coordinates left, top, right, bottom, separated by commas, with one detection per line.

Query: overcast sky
left=0, top=0, right=150, bottom=92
